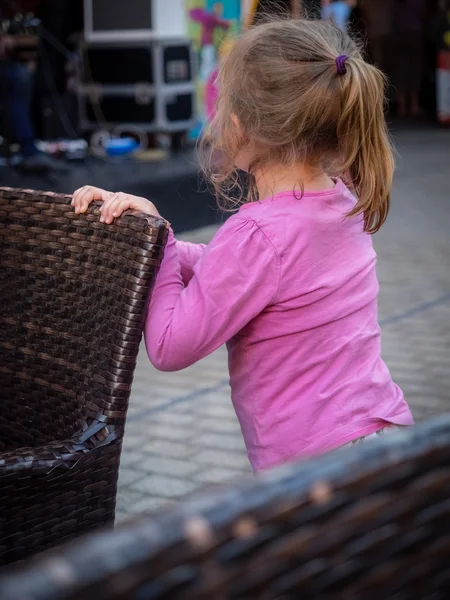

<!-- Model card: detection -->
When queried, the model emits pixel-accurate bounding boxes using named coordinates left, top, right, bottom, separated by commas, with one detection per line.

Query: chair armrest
left=0, top=418, right=120, bottom=475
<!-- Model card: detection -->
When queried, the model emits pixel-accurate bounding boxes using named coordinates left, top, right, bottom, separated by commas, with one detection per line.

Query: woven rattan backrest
left=0, top=188, right=167, bottom=452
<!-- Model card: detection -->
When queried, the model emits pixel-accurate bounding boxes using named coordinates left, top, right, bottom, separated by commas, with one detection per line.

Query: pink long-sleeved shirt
left=145, top=180, right=413, bottom=471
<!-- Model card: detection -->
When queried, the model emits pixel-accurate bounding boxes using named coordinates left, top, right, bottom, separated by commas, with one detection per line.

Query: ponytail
left=336, top=58, right=394, bottom=234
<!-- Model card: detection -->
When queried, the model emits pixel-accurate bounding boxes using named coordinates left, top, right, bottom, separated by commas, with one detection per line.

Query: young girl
left=73, top=19, right=413, bottom=472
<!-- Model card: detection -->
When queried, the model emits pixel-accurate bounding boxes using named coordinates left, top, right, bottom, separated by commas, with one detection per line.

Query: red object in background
left=437, top=51, right=450, bottom=124
left=436, top=3, right=450, bottom=125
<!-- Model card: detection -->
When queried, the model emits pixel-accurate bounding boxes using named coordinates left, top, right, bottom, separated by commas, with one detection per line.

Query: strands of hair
left=200, top=17, right=394, bottom=234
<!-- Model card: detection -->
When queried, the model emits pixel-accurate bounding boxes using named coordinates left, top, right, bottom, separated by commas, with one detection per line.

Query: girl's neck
left=254, top=163, right=335, bottom=200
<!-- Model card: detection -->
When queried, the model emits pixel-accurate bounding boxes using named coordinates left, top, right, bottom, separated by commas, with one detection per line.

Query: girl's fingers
left=100, top=193, right=122, bottom=223
left=75, top=188, right=94, bottom=213
left=109, top=198, right=133, bottom=223
left=100, top=192, right=130, bottom=223
left=72, top=186, right=112, bottom=213
left=72, top=186, right=87, bottom=211
left=84, top=191, right=157, bottom=224
left=73, top=186, right=96, bottom=212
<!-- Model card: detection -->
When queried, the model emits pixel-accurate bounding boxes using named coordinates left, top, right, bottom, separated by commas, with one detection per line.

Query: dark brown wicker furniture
left=0, top=187, right=167, bottom=566
left=1, top=416, right=449, bottom=599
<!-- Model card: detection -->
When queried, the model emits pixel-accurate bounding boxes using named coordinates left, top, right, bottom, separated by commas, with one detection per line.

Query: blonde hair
left=201, top=19, right=394, bottom=234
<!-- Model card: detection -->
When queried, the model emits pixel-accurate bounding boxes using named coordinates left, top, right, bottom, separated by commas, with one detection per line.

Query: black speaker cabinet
left=77, top=37, right=195, bottom=133
left=83, top=46, right=154, bottom=85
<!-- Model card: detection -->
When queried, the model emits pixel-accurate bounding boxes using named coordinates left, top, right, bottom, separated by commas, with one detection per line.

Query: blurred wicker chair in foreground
left=0, top=187, right=168, bottom=566
left=1, top=416, right=449, bottom=599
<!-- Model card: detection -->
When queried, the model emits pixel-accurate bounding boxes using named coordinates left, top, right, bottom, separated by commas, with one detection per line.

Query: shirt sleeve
left=176, top=240, right=206, bottom=285
left=145, top=217, right=280, bottom=372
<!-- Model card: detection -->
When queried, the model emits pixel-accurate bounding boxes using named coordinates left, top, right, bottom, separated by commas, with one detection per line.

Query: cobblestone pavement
left=116, top=126, right=450, bottom=521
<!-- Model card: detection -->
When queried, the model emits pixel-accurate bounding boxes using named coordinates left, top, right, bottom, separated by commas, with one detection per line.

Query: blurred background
left=0, top=0, right=448, bottom=233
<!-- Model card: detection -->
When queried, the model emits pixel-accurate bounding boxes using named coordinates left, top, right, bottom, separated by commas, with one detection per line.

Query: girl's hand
left=72, top=186, right=159, bottom=224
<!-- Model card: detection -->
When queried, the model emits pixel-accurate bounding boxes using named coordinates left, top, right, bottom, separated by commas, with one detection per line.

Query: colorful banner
left=186, top=0, right=241, bottom=137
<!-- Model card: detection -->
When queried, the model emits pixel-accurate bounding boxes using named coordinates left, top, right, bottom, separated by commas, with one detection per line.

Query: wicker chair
left=0, top=416, right=449, bottom=599
left=0, top=187, right=167, bottom=566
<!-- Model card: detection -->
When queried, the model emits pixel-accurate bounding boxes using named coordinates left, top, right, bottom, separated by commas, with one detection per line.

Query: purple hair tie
left=336, top=54, right=348, bottom=75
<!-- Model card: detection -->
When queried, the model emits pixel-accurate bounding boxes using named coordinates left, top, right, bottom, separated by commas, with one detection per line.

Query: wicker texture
left=1, top=416, right=449, bottom=599
left=0, top=187, right=168, bottom=566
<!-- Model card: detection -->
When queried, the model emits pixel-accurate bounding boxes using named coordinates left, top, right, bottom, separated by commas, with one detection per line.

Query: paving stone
left=115, top=490, right=145, bottom=514
left=128, top=475, right=199, bottom=499
left=129, top=422, right=197, bottom=443
left=118, top=451, right=147, bottom=469
left=195, top=433, right=247, bottom=452
left=148, top=412, right=197, bottom=427
left=193, top=467, right=249, bottom=484
left=121, top=436, right=149, bottom=451
left=192, top=417, right=243, bottom=434
left=122, top=497, right=174, bottom=516
left=139, top=456, right=200, bottom=478
left=141, top=440, right=199, bottom=459
left=115, top=510, right=129, bottom=523
left=193, top=449, right=252, bottom=471
left=117, top=468, right=146, bottom=491
left=190, top=402, right=237, bottom=419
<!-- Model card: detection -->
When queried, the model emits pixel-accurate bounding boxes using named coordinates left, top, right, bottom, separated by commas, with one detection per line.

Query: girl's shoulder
left=206, top=214, right=281, bottom=264
left=212, top=213, right=274, bottom=246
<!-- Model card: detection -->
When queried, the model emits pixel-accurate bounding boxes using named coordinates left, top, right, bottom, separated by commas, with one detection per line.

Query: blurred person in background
left=360, top=0, right=393, bottom=76
left=0, top=0, right=64, bottom=172
left=392, top=0, right=427, bottom=117
left=322, top=0, right=357, bottom=33
left=33, top=0, right=83, bottom=140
